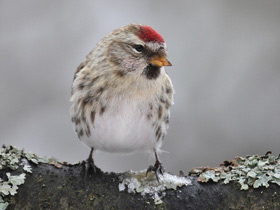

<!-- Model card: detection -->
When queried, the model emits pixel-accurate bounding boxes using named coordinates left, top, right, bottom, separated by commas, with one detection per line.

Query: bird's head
left=100, top=24, right=171, bottom=80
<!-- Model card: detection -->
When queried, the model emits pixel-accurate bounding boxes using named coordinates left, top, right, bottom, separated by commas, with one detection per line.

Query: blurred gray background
left=1, top=0, right=280, bottom=174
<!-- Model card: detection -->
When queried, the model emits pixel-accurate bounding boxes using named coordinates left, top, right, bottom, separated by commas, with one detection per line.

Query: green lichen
left=0, top=199, right=8, bottom=210
left=0, top=173, right=26, bottom=209
left=190, top=152, right=280, bottom=190
left=0, top=145, right=64, bottom=209
left=23, top=164, right=32, bottom=173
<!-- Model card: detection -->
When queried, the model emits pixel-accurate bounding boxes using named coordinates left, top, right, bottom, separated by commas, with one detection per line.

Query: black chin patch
left=143, top=64, right=161, bottom=80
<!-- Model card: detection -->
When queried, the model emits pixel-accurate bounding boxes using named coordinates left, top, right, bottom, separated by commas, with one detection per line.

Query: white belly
left=80, top=98, right=161, bottom=153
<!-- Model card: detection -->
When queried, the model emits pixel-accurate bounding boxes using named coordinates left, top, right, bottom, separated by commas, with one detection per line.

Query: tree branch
left=1, top=146, right=280, bottom=210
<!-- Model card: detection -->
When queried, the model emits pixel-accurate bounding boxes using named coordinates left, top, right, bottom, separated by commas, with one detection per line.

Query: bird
left=70, top=24, right=174, bottom=180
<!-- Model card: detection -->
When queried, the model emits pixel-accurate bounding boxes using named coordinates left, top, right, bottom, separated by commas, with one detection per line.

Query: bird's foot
left=80, top=158, right=97, bottom=175
left=80, top=148, right=97, bottom=175
left=146, top=160, right=165, bottom=182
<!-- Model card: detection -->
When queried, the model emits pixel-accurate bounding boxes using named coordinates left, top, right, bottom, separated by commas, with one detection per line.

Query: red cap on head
left=138, top=26, right=165, bottom=43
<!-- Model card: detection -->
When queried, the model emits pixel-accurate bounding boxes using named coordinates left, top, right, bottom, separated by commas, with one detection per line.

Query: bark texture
left=1, top=162, right=280, bottom=210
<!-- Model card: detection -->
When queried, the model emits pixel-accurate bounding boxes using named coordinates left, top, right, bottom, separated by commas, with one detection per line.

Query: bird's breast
left=80, top=96, right=162, bottom=153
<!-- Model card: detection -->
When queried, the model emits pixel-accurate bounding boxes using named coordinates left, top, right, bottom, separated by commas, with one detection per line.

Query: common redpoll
left=70, top=24, right=174, bottom=180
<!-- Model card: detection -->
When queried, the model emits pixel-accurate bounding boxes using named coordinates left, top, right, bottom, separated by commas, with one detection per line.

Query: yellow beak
left=149, top=56, right=172, bottom=67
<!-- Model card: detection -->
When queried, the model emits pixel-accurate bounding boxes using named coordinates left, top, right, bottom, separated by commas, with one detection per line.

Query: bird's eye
left=134, top=45, right=144, bottom=53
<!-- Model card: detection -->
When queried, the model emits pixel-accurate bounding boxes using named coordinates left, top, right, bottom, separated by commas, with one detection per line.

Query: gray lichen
left=0, top=145, right=63, bottom=210
left=190, top=152, right=280, bottom=190
left=118, top=170, right=192, bottom=204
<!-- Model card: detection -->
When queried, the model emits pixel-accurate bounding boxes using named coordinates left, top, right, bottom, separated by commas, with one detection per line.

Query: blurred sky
left=1, top=0, right=280, bottom=174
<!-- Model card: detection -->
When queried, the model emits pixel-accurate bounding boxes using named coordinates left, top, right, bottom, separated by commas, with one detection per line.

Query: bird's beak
left=149, top=55, right=172, bottom=67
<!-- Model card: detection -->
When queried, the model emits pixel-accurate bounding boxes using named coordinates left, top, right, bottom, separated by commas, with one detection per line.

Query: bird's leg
left=146, top=149, right=165, bottom=182
left=81, top=148, right=96, bottom=174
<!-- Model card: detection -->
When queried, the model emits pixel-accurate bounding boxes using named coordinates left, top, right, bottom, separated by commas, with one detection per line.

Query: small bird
left=70, top=24, right=174, bottom=180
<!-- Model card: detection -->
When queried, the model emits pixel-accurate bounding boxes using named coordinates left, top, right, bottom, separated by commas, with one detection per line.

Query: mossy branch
left=1, top=145, right=280, bottom=210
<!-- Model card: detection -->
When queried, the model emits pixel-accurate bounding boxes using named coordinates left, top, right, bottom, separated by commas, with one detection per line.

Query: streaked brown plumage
left=70, top=24, right=174, bottom=180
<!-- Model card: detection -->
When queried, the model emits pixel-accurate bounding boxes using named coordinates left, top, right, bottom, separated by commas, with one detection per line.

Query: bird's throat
left=143, top=64, right=161, bottom=80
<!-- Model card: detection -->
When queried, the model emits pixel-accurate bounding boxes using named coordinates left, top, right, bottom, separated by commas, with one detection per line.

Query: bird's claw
left=81, top=157, right=96, bottom=175
left=146, top=160, right=165, bottom=182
